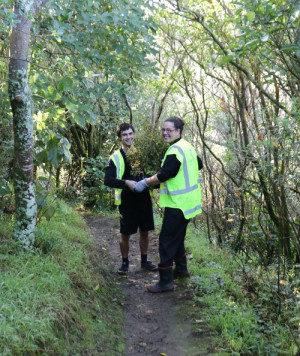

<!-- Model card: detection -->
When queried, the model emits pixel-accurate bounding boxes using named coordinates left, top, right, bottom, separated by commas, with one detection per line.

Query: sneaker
left=141, top=261, right=158, bottom=271
left=118, top=262, right=129, bottom=275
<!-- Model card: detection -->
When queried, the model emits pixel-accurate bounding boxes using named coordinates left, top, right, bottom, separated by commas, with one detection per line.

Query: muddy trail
left=84, top=213, right=221, bottom=356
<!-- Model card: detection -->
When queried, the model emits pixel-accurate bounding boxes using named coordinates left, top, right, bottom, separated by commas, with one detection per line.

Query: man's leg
left=120, top=233, right=130, bottom=257
left=118, top=234, right=130, bottom=275
left=139, top=229, right=149, bottom=255
left=139, top=229, right=157, bottom=271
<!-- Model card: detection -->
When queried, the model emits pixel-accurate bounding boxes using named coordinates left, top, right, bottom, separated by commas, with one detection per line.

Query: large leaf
left=58, top=77, right=73, bottom=91
left=74, top=112, right=86, bottom=126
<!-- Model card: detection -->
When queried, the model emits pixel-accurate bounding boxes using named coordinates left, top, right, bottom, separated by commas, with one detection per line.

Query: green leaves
left=218, top=54, right=234, bottom=66
left=74, top=113, right=85, bottom=127
left=281, top=44, right=300, bottom=58
left=26, top=0, right=160, bottom=178
left=58, top=77, right=73, bottom=92
left=246, top=11, right=255, bottom=23
left=127, top=124, right=168, bottom=177
left=36, top=135, right=71, bottom=168
left=0, top=179, right=11, bottom=197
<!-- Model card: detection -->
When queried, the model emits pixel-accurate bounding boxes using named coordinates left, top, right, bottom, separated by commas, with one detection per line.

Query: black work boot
left=146, top=266, right=174, bottom=293
left=174, top=255, right=190, bottom=279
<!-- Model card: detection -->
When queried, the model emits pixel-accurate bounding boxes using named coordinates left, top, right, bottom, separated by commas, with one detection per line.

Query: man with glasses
left=104, top=122, right=157, bottom=275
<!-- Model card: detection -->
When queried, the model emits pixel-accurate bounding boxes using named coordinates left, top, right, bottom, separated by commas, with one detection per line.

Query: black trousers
left=159, top=207, right=190, bottom=267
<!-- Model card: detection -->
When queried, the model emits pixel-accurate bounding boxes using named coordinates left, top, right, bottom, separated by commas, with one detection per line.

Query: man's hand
left=125, top=180, right=137, bottom=191
left=134, top=178, right=149, bottom=193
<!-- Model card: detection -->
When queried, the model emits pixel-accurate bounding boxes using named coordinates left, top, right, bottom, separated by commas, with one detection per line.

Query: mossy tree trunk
left=8, top=0, right=48, bottom=248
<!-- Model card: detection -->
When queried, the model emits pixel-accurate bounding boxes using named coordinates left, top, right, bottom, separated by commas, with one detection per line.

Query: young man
left=104, top=123, right=157, bottom=275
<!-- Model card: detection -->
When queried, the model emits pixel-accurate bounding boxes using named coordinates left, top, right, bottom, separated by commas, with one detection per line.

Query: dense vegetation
left=0, top=0, right=299, bottom=354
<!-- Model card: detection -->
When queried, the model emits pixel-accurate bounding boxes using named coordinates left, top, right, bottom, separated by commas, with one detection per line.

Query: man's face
left=119, top=128, right=135, bottom=148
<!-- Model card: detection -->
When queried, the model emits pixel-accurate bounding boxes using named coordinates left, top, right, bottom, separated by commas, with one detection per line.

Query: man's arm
left=104, top=160, right=136, bottom=191
left=104, top=160, right=126, bottom=189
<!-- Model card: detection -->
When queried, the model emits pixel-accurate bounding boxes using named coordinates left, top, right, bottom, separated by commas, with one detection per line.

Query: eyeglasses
left=161, top=128, right=175, bottom=133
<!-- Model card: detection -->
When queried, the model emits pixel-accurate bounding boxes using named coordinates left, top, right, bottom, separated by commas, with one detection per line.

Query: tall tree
left=8, top=0, right=48, bottom=248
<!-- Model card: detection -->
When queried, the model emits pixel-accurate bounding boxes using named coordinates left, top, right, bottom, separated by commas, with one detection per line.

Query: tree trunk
left=8, top=0, right=48, bottom=248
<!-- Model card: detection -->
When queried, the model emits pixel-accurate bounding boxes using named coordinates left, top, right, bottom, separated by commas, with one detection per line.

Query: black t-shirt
left=104, top=148, right=152, bottom=209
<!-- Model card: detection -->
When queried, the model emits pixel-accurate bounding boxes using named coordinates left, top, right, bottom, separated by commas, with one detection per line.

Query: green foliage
left=127, top=124, right=168, bottom=176
left=155, top=0, right=300, bottom=264
left=11, top=0, right=159, bottom=200
left=0, top=178, right=13, bottom=215
left=0, top=88, right=13, bottom=216
left=30, top=0, right=158, bottom=130
left=186, top=225, right=299, bottom=355
left=35, top=180, right=59, bottom=222
left=0, top=84, right=13, bottom=207
left=81, top=156, right=111, bottom=209
left=2, top=0, right=160, bottom=218
left=0, top=201, right=124, bottom=355
left=35, top=127, right=72, bottom=170
left=0, top=178, right=10, bottom=196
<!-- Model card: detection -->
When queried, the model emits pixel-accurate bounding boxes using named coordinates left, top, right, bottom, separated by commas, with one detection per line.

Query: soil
left=84, top=213, right=222, bottom=356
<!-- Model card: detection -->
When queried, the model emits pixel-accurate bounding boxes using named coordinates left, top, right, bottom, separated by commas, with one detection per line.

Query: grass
left=1, top=204, right=298, bottom=355
left=184, top=223, right=299, bottom=356
left=0, top=201, right=124, bottom=356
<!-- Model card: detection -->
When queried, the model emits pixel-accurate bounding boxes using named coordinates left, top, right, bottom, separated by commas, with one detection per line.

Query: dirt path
left=84, top=213, right=219, bottom=356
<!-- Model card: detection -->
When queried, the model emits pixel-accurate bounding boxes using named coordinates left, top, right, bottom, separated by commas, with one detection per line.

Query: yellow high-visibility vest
left=110, top=150, right=125, bottom=205
left=159, top=139, right=202, bottom=219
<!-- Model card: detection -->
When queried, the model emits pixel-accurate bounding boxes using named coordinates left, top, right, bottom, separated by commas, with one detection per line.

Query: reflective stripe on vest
left=185, top=204, right=202, bottom=216
left=110, top=150, right=125, bottom=206
left=113, top=152, right=121, bottom=177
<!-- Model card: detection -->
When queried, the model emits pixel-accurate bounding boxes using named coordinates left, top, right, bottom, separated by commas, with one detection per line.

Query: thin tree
left=8, top=0, right=48, bottom=248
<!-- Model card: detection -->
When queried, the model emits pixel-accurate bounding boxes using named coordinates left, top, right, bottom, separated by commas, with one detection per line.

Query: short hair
left=164, top=116, right=185, bottom=134
left=116, top=123, right=135, bottom=138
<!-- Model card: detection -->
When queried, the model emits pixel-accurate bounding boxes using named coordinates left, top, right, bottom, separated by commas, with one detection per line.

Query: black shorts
left=119, top=197, right=154, bottom=235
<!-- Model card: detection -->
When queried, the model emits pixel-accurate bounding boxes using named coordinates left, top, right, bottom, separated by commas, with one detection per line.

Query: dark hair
left=116, top=123, right=135, bottom=138
left=164, top=116, right=185, bottom=134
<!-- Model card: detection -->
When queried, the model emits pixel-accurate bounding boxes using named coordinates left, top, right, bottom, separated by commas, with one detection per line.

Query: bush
left=81, top=156, right=112, bottom=209
left=127, top=124, right=168, bottom=177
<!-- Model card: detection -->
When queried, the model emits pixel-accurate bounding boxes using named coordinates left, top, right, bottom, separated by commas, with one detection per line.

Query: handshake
left=126, top=178, right=149, bottom=193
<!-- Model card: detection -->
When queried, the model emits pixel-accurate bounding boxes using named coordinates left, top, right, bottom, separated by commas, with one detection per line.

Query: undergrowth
left=0, top=202, right=124, bottom=356
left=1, top=205, right=298, bottom=355
left=185, top=223, right=299, bottom=356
